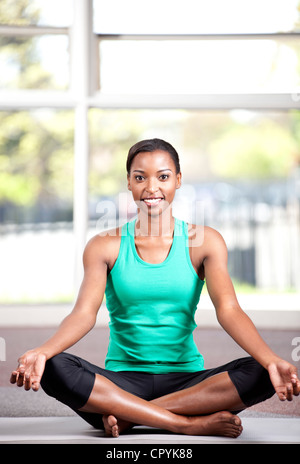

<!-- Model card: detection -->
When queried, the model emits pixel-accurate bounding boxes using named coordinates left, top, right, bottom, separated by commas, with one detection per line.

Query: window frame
left=0, top=0, right=299, bottom=291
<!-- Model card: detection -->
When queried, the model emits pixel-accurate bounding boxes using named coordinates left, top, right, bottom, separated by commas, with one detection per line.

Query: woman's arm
left=36, top=236, right=108, bottom=358
left=203, top=227, right=300, bottom=401
left=10, top=235, right=108, bottom=391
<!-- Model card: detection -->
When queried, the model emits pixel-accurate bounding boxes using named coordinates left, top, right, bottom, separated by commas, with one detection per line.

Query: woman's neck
left=136, top=210, right=175, bottom=237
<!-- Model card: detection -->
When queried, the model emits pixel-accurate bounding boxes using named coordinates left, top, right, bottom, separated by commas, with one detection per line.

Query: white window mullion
left=71, top=0, right=94, bottom=291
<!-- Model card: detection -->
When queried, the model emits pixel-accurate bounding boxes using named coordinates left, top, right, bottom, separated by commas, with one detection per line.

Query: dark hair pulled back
left=126, top=138, right=181, bottom=175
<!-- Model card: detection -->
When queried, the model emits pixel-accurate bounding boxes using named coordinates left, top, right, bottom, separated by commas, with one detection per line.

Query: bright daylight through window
left=0, top=0, right=299, bottom=303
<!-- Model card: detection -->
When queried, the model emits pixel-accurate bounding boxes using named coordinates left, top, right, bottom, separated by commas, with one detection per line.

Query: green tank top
left=104, top=217, right=205, bottom=373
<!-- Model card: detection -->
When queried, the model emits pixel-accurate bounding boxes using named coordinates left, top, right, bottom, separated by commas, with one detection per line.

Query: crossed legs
left=41, top=353, right=275, bottom=438
left=79, top=371, right=245, bottom=438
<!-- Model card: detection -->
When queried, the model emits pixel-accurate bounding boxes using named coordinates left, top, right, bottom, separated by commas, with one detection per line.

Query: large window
left=0, top=0, right=299, bottom=303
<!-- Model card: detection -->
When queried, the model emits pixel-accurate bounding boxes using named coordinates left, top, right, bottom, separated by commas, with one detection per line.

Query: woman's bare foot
left=183, top=411, right=243, bottom=438
left=102, top=414, right=134, bottom=437
left=102, top=414, right=120, bottom=437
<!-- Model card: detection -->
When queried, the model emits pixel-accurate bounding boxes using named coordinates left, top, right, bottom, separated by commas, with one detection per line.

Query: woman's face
left=127, top=150, right=182, bottom=217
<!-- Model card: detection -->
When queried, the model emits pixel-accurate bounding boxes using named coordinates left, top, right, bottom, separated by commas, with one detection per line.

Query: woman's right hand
left=10, top=350, right=47, bottom=392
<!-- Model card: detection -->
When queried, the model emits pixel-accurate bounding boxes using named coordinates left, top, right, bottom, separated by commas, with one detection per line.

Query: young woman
left=11, top=138, right=299, bottom=438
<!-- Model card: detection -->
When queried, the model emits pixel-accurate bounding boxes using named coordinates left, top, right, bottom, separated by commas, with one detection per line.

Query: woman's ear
left=127, top=174, right=131, bottom=191
left=176, top=172, right=182, bottom=189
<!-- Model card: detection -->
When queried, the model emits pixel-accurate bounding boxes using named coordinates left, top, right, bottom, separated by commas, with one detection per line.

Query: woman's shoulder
left=84, top=225, right=124, bottom=264
left=185, top=222, right=222, bottom=239
left=186, top=222, right=227, bottom=250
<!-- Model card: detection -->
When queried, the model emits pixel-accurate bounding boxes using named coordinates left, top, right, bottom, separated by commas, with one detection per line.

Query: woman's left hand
left=268, top=359, right=300, bottom=401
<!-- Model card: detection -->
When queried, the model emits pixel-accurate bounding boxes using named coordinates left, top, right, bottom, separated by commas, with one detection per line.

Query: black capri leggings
left=41, top=353, right=275, bottom=430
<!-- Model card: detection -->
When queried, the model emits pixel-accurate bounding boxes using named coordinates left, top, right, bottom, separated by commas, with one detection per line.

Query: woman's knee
left=239, top=357, right=275, bottom=407
left=41, top=352, right=80, bottom=397
left=230, top=357, right=275, bottom=408
left=41, top=352, right=96, bottom=410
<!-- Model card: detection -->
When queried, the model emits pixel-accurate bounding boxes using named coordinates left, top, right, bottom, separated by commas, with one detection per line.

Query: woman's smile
left=142, top=197, right=164, bottom=207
